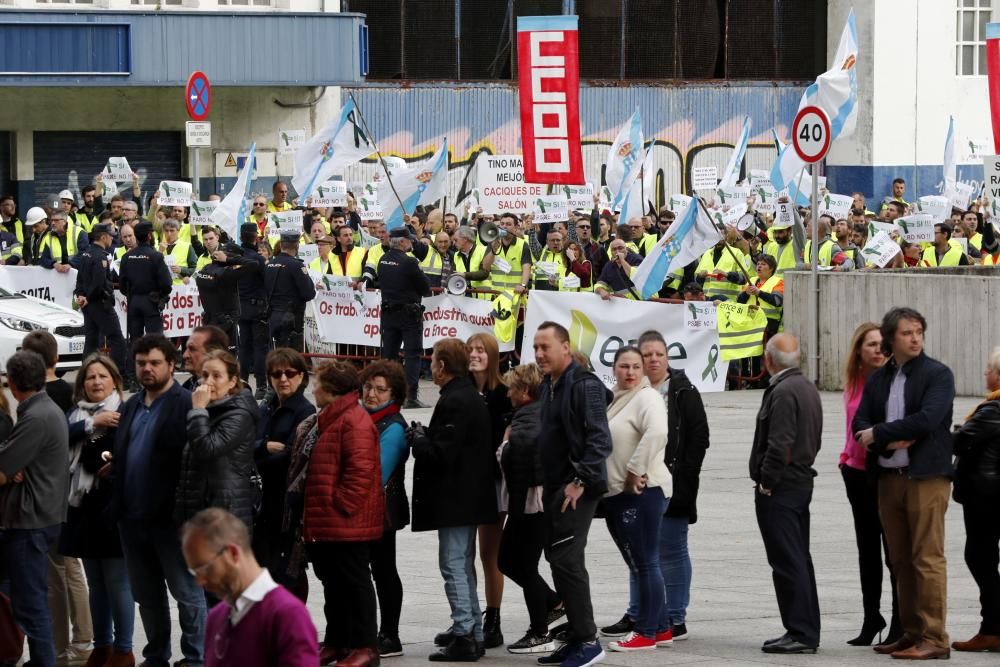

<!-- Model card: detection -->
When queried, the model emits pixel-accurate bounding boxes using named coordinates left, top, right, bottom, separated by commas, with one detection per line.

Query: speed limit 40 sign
left=792, top=105, right=831, bottom=164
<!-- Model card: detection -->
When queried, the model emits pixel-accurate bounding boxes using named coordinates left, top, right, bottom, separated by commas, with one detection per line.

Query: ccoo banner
left=516, top=15, right=584, bottom=186
left=520, top=291, right=726, bottom=393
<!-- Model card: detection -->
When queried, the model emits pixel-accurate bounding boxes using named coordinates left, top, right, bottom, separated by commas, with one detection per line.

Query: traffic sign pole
left=185, top=72, right=212, bottom=202
left=809, top=160, right=821, bottom=384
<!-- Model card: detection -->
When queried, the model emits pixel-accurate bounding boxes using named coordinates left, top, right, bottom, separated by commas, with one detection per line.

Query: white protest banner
left=298, top=244, right=320, bottom=265
left=269, top=210, right=304, bottom=232
left=311, top=288, right=514, bottom=351
left=599, top=186, right=613, bottom=209
left=716, top=186, right=749, bottom=207
left=521, top=291, right=725, bottom=393
left=868, top=220, right=897, bottom=236
left=0, top=266, right=78, bottom=305
left=684, top=301, right=717, bottom=331
left=308, top=181, right=348, bottom=208
left=158, top=181, right=192, bottom=207
left=944, top=181, right=975, bottom=211
left=861, top=231, right=901, bottom=268
left=104, top=157, right=132, bottom=183
left=915, top=195, right=952, bottom=222
left=559, top=183, right=595, bottom=211
left=189, top=200, right=219, bottom=226
left=691, top=166, right=718, bottom=191
left=710, top=204, right=747, bottom=229
left=477, top=155, right=547, bottom=214
left=775, top=202, right=794, bottom=228
left=357, top=191, right=384, bottom=221
left=752, top=185, right=779, bottom=214
left=749, top=170, right=773, bottom=190
left=114, top=282, right=203, bottom=339
left=531, top=195, right=570, bottom=224
left=818, top=193, right=854, bottom=220
left=277, top=129, right=306, bottom=156
left=896, top=213, right=935, bottom=243
left=668, top=194, right=692, bottom=213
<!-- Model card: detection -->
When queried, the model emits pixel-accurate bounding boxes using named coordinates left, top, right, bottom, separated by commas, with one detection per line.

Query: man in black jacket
left=534, top=321, right=612, bottom=667
left=110, top=334, right=205, bottom=667
left=75, top=223, right=126, bottom=372
left=749, top=333, right=822, bottom=655
left=853, top=307, right=954, bottom=660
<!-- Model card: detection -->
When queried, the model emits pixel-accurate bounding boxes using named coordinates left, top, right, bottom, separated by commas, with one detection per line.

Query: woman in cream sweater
left=604, top=346, right=671, bottom=653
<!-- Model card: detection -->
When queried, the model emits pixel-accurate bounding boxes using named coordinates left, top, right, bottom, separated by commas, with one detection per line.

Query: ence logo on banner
left=516, top=15, right=584, bottom=186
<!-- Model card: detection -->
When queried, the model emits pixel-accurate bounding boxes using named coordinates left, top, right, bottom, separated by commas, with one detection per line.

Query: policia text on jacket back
left=361, top=227, right=431, bottom=409
left=119, top=222, right=173, bottom=343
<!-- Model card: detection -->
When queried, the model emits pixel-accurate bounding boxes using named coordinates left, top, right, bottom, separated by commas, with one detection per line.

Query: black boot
left=847, top=613, right=886, bottom=646
left=429, top=635, right=480, bottom=662
left=482, top=607, right=503, bottom=649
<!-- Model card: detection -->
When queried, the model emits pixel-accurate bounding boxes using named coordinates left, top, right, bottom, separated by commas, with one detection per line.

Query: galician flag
left=944, top=115, right=957, bottom=186
left=383, top=139, right=450, bottom=230
left=606, top=110, right=644, bottom=212
left=210, top=142, right=255, bottom=240
left=771, top=9, right=858, bottom=196
left=618, top=148, right=655, bottom=224
left=292, top=98, right=376, bottom=200
left=719, top=115, right=752, bottom=188
left=632, top=199, right=720, bottom=300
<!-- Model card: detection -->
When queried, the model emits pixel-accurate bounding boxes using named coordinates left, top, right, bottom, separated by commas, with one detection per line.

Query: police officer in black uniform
left=119, top=221, right=173, bottom=343
left=361, top=226, right=431, bottom=408
left=236, top=223, right=269, bottom=398
left=74, top=223, right=127, bottom=372
left=193, top=236, right=248, bottom=356
left=263, top=229, right=315, bottom=352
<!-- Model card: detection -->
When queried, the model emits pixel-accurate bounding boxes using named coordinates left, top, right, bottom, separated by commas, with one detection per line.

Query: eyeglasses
left=576, top=225, right=589, bottom=229
left=187, top=546, right=226, bottom=577
left=269, top=369, right=302, bottom=380
left=362, top=383, right=391, bottom=394
left=253, top=202, right=266, bottom=207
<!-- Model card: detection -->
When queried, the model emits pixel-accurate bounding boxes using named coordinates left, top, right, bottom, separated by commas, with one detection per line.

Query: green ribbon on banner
left=702, top=344, right=720, bottom=382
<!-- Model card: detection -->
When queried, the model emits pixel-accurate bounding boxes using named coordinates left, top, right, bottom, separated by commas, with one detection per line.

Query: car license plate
left=69, top=340, right=85, bottom=353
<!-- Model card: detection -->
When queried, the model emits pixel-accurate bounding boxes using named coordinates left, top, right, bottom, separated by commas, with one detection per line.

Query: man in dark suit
left=853, top=307, right=954, bottom=660
left=749, top=333, right=822, bottom=654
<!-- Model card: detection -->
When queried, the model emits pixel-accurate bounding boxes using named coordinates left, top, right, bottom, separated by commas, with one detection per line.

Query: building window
left=130, top=0, right=183, bottom=4
left=218, top=0, right=272, bottom=5
left=957, top=0, right=992, bottom=76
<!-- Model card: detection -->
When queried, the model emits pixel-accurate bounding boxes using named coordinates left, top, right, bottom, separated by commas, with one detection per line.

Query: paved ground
left=122, top=382, right=998, bottom=664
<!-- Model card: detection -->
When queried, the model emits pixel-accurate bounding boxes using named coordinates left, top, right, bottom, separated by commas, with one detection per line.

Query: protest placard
left=752, top=185, right=779, bottom=214
left=308, top=181, right=347, bottom=208
left=716, top=186, right=749, bottom=207
left=269, top=210, right=304, bottom=231
left=277, top=129, right=306, bottom=156
left=896, top=213, right=935, bottom=243
left=531, top=195, right=570, bottom=224
left=818, top=193, right=854, bottom=220
left=684, top=300, right=718, bottom=331
left=915, top=195, right=952, bottom=222
left=775, top=202, right=794, bottom=228
left=104, top=157, right=132, bottom=183
left=298, top=243, right=320, bottom=265
left=356, top=191, right=384, bottom=221
left=476, top=155, right=547, bottom=214
left=984, top=155, right=1000, bottom=203
left=944, top=181, right=975, bottom=211
left=668, top=194, right=692, bottom=213
left=861, top=231, right=901, bottom=268
left=0, top=266, right=77, bottom=305
left=158, top=181, right=192, bottom=207
left=692, top=166, right=718, bottom=191
left=189, top=200, right=219, bottom=226
left=558, top=183, right=595, bottom=211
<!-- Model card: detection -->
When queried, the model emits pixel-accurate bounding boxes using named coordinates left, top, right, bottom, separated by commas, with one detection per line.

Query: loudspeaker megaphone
left=478, top=221, right=501, bottom=244
left=446, top=273, right=468, bottom=295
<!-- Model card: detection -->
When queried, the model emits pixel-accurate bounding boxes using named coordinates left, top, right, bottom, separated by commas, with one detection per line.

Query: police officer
left=236, top=223, right=269, bottom=397
left=74, top=223, right=127, bottom=372
left=194, top=237, right=248, bottom=355
left=263, top=229, right=316, bottom=352
left=119, top=221, right=173, bottom=343
left=361, top=226, right=431, bottom=408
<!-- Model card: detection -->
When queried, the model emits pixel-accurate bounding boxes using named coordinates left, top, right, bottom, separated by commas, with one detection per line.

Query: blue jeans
left=438, top=526, right=483, bottom=641
left=83, top=557, right=135, bottom=652
left=119, top=521, right=206, bottom=666
left=0, top=525, right=61, bottom=667
left=627, top=498, right=692, bottom=628
left=605, top=488, right=668, bottom=638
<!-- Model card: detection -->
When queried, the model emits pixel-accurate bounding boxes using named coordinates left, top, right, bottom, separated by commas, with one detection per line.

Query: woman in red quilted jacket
left=304, top=361, right=384, bottom=667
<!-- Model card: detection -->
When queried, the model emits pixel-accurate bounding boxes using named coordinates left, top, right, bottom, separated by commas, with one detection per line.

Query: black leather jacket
left=953, top=399, right=1000, bottom=503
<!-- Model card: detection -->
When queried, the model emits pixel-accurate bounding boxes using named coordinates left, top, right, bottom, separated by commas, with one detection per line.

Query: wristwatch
left=571, top=477, right=585, bottom=489
left=519, top=282, right=528, bottom=288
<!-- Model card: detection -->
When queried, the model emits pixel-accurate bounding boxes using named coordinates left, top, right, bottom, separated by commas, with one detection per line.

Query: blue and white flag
left=606, top=110, right=644, bottom=212
left=618, top=148, right=655, bottom=223
left=211, top=142, right=255, bottom=241
left=292, top=98, right=376, bottom=200
left=771, top=9, right=858, bottom=195
left=944, top=115, right=957, bottom=186
left=719, top=116, right=752, bottom=188
left=632, top=199, right=720, bottom=300
left=383, top=139, right=449, bottom=230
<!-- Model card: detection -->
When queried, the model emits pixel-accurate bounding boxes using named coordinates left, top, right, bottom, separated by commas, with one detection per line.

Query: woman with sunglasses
left=252, top=348, right=316, bottom=599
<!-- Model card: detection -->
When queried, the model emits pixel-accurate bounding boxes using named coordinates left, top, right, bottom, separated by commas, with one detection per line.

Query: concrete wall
left=783, top=268, right=1000, bottom=397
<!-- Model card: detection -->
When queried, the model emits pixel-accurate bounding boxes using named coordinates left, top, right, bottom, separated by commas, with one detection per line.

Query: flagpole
left=347, top=91, right=409, bottom=216
left=698, top=198, right=754, bottom=286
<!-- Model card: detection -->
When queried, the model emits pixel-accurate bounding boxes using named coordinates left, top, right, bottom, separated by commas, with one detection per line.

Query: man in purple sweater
left=181, top=508, right=319, bottom=667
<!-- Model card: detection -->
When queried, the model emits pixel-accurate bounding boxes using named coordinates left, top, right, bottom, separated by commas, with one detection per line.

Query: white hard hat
left=58, top=189, right=75, bottom=202
left=25, top=207, right=47, bottom=226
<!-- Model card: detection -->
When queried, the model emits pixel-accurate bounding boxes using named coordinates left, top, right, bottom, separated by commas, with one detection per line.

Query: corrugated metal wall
left=342, top=82, right=803, bottom=212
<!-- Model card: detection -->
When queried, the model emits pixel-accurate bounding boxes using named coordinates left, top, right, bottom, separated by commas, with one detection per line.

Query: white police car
left=0, top=287, right=87, bottom=372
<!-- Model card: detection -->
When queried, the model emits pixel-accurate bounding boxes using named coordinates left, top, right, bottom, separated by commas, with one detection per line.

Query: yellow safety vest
left=750, top=275, right=783, bottom=323
left=454, top=245, right=491, bottom=297
left=983, top=251, right=998, bottom=266
left=637, top=233, right=658, bottom=256
left=196, top=253, right=214, bottom=271
left=330, top=249, right=365, bottom=278
left=717, top=303, right=767, bottom=361
left=309, top=255, right=335, bottom=274
left=491, top=291, right=521, bottom=344
left=533, top=249, right=566, bottom=289
left=969, top=232, right=983, bottom=251
left=490, top=238, right=530, bottom=292
left=267, top=201, right=293, bottom=213
left=164, top=240, right=193, bottom=284
left=803, top=238, right=834, bottom=267
left=39, top=228, right=80, bottom=263
left=762, top=240, right=798, bottom=277
left=419, top=249, right=451, bottom=281
left=696, top=246, right=748, bottom=301
left=595, top=265, right=640, bottom=300
left=365, top=244, right=414, bottom=272
left=73, top=211, right=94, bottom=233
left=921, top=244, right=964, bottom=267
left=114, top=245, right=128, bottom=261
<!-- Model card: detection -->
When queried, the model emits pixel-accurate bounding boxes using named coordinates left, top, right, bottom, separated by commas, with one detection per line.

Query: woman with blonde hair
left=466, top=332, right=511, bottom=648
left=840, top=322, right=900, bottom=646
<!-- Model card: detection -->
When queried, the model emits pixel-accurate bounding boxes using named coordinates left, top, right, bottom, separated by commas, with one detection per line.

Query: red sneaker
left=655, top=629, right=674, bottom=647
left=608, top=632, right=657, bottom=652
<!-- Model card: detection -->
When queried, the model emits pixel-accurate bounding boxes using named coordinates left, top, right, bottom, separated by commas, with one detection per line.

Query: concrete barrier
left=783, top=266, right=1000, bottom=397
